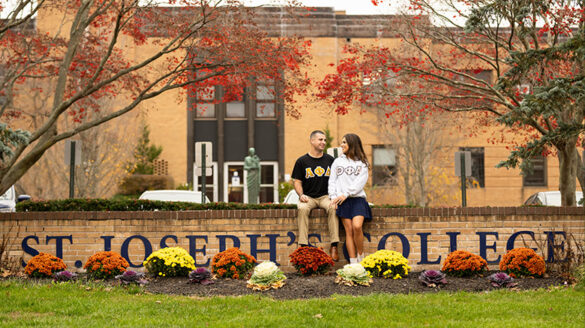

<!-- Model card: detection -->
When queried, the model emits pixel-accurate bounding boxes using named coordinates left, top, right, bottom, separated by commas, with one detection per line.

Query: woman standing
left=328, top=133, right=372, bottom=264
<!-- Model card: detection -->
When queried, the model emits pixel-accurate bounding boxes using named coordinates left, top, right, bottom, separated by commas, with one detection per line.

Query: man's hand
left=329, top=195, right=347, bottom=209
left=293, top=179, right=308, bottom=203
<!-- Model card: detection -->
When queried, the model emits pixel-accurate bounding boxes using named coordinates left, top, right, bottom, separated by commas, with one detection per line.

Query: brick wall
left=1, top=207, right=583, bottom=273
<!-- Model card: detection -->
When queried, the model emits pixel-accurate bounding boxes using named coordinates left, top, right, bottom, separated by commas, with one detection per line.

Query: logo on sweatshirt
left=336, top=166, right=362, bottom=176
left=305, top=166, right=330, bottom=179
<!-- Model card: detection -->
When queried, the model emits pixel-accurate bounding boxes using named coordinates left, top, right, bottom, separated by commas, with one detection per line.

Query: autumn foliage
left=442, top=250, right=488, bottom=277
left=500, top=248, right=546, bottom=278
left=211, top=247, right=256, bottom=279
left=0, top=1, right=313, bottom=196
left=319, top=0, right=585, bottom=206
left=289, top=246, right=334, bottom=276
left=24, top=252, right=67, bottom=278
left=84, top=251, right=129, bottom=279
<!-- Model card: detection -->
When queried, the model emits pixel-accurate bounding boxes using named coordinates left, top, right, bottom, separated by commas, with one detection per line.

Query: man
left=291, top=130, right=340, bottom=261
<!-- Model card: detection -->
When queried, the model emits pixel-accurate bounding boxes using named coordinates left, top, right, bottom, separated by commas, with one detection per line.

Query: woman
left=328, top=133, right=372, bottom=264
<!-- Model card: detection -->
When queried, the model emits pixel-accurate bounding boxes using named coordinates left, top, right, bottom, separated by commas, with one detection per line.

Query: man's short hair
left=310, top=130, right=325, bottom=139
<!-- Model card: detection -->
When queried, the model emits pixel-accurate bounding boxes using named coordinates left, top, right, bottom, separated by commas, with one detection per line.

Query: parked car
left=282, top=190, right=300, bottom=205
left=524, top=191, right=583, bottom=206
left=282, top=190, right=374, bottom=206
left=139, top=190, right=210, bottom=204
left=0, top=185, right=31, bottom=212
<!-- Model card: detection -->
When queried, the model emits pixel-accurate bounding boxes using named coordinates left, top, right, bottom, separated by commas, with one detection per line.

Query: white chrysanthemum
left=343, top=263, right=367, bottom=278
left=254, top=261, right=278, bottom=278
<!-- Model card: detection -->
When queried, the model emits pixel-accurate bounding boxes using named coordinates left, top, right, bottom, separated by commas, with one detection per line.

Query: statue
left=244, top=147, right=261, bottom=204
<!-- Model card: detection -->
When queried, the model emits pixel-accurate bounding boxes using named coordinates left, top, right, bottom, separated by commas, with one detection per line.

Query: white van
left=0, top=185, right=31, bottom=212
left=139, top=190, right=210, bottom=204
left=524, top=191, right=583, bottom=206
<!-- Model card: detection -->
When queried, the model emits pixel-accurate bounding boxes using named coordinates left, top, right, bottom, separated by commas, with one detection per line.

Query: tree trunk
left=556, top=142, right=579, bottom=206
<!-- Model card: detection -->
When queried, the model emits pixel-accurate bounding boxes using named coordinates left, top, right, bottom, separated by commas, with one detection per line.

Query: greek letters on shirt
left=336, top=165, right=362, bottom=176
left=305, top=166, right=331, bottom=179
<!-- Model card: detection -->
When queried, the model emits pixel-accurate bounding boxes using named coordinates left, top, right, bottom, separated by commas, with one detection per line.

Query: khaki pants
left=297, top=195, right=340, bottom=246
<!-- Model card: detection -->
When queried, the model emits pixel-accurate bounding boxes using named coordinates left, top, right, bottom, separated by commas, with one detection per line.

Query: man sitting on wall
left=291, top=130, right=340, bottom=261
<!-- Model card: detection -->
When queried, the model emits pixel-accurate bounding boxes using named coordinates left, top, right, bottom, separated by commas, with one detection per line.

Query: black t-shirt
left=291, top=153, right=334, bottom=198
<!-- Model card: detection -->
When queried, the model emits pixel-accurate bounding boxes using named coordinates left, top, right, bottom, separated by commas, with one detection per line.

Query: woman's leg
left=341, top=218, right=356, bottom=258
left=352, top=216, right=365, bottom=256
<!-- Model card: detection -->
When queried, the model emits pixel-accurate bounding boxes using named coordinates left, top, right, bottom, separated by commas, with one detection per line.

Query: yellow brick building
left=24, top=6, right=561, bottom=205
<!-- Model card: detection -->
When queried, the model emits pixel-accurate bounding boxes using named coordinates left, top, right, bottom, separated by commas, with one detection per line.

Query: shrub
left=499, top=247, right=546, bottom=278
left=211, top=247, right=256, bottom=279
left=1, top=225, right=21, bottom=277
left=24, top=253, right=67, bottom=278
left=419, top=270, right=447, bottom=287
left=16, top=198, right=296, bottom=212
left=335, top=263, right=372, bottom=286
left=575, top=264, right=585, bottom=290
left=247, top=261, right=287, bottom=290
left=84, top=251, right=129, bottom=279
left=361, top=250, right=411, bottom=279
left=442, top=250, right=488, bottom=277
left=118, top=174, right=174, bottom=195
left=289, top=246, right=334, bottom=276
left=144, top=247, right=196, bottom=277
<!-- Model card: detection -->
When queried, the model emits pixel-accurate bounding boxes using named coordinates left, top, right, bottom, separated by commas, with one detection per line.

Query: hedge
left=16, top=199, right=297, bottom=212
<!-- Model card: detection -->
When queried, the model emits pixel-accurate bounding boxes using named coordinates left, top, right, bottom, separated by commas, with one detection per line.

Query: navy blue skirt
left=336, top=197, right=372, bottom=221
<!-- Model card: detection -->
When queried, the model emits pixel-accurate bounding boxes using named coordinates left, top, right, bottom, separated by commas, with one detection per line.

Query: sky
left=1, top=0, right=410, bottom=18
left=244, top=0, right=409, bottom=14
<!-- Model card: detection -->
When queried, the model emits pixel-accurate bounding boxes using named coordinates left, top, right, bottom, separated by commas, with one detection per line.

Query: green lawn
left=0, top=280, right=583, bottom=327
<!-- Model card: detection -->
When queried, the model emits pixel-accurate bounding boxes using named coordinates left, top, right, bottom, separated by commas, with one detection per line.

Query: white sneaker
left=349, top=258, right=358, bottom=264
left=357, top=253, right=364, bottom=262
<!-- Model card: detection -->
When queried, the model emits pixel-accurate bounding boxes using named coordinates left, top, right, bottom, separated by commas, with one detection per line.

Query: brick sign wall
left=1, top=207, right=583, bottom=272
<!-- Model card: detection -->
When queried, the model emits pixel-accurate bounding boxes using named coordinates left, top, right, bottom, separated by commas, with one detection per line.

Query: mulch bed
left=145, top=271, right=567, bottom=300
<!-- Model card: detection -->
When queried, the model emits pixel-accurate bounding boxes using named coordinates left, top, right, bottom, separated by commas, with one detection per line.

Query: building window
left=225, top=86, right=246, bottom=118
left=256, top=80, right=276, bottom=118
left=372, top=145, right=397, bottom=186
left=194, top=73, right=216, bottom=118
left=196, top=102, right=215, bottom=118
left=523, top=156, right=547, bottom=187
left=459, top=147, right=485, bottom=188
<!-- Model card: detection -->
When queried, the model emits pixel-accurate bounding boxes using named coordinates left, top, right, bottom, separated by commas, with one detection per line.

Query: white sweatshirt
left=328, top=154, right=368, bottom=199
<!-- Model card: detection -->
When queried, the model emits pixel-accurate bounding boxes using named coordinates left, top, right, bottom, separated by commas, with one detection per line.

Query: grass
left=0, top=280, right=583, bottom=327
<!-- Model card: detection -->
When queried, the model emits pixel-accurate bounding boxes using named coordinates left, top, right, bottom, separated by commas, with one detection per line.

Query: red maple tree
left=318, top=0, right=584, bottom=206
left=0, top=0, right=312, bottom=195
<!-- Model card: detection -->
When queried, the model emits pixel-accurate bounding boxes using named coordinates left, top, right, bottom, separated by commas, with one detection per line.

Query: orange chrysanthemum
left=24, top=253, right=67, bottom=278
left=500, top=248, right=546, bottom=278
left=211, top=247, right=256, bottom=279
left=442, top=250, right=487, bottom=277
left=84, top=251, right=129, bottom=279
left=289, top=246, right=334, bottom=276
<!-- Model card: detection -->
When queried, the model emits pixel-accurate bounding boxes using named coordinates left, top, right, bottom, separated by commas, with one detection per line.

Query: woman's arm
left=328, top=160, right=338, bottom=199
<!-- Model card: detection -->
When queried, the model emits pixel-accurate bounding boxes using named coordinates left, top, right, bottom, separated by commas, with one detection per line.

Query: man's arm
left=293, top=179, right=309, bottom=203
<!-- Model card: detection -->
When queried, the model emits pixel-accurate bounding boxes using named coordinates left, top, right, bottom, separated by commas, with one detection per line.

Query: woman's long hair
left=343, top=133, right=369, bottom=167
